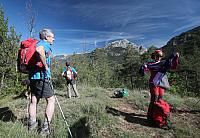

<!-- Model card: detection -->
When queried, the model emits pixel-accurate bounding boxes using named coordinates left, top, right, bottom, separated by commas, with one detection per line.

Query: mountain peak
left=104, top=39, right=147, bottom=54
left=105, top=39, right=137, bottom=48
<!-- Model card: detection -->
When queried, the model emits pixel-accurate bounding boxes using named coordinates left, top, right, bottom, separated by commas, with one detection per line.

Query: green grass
left=0, top=84, right=200, bottom=137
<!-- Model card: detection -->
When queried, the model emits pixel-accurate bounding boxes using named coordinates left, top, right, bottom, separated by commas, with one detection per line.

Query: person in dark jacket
left=140, top=50, right=179, bottom=121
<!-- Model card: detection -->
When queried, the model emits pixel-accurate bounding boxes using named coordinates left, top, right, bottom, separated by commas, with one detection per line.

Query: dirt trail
left=105, top=96, right=200, bottom=138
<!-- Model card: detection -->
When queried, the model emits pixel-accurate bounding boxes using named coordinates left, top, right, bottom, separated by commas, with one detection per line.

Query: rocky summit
left=104, top=39, right=147, bottom=54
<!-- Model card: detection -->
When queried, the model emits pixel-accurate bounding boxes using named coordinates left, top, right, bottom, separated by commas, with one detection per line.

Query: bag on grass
left=114, top=88, right=129, bottom=98
left=152, top=99, right=172, bottom=129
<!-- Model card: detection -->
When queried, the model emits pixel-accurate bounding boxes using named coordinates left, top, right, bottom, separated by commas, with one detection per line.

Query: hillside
left=162, top=26, right=200, bottom=55
left=161, top=26, right=200, bottom=95
left=0, top=85, right=200, bottom=138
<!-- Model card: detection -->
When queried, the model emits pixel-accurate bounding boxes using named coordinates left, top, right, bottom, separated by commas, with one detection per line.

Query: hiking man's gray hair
left=39, top=29, right=54, bottom=40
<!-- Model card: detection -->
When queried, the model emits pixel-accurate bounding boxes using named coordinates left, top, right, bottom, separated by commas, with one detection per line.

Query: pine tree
left=119, top=46, right=140, bottom=89
left=0, top=7, right=21, bottom=94
left=89, top=48, right=110, bottom=87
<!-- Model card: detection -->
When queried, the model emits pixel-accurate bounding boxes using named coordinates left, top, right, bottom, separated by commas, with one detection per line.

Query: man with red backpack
left=28, top=29, right=55, bottom=136
left=62, top=61, right=80, bottom=98
left=140, top=50, right=179, bottom=128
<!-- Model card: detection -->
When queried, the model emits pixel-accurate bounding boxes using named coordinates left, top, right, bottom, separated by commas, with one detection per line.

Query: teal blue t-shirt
left=29, top=40, right=52, bottom=79
left=63, top=66, right=76, bottom=73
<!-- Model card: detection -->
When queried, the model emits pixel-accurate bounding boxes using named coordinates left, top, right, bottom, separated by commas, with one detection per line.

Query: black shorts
left=66, top=79, right=76, bottom=85
left=30, top=79, right=54, bottom=98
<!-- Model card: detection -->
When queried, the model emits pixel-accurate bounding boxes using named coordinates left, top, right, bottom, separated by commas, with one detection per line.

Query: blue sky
left=1, top=0, right=200, bottom=55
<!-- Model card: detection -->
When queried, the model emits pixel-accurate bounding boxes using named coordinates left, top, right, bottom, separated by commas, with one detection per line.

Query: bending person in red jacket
left=140, top=50, right=179, bottom=121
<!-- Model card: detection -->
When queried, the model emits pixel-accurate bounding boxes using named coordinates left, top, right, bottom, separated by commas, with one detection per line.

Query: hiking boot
left=39, top=127, right=50, bottom=137
left=28, top=121, right=38, bottom=131
left=73, top=95, right=80, bottom=98
left=39, top=122, right=51, bottom=136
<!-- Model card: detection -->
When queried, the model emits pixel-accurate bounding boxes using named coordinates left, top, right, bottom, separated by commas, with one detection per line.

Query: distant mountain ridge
left=55, top=39, right=147, bottom=61
left=161, top=26, right=200, bottom=94
left=162, top=26, right=200, bottom=56
left=54, top=54, right=69, bottom=60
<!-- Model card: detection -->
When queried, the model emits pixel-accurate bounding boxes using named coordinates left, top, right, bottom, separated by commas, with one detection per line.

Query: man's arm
left=62, top=71, right=66, bottom=77
left=170, top=52, right=179, bottom=70
left=71, top=67, right=77, bottom=78
left=36, top=46, right=48, bottom=70
left=164, top=52, right=179, bottom=71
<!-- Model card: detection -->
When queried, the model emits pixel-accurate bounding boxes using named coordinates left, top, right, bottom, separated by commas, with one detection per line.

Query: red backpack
left=17, top=38, right=43, bottom=74
left=64, top=67, right=77, bottom=80
left=152, top=99, right=172, bottom=129
left=65, top=67, right=73, bottom=80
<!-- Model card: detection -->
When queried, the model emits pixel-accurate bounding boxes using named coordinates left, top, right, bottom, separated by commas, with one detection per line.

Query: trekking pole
left=48, top=79, right=73, bottom=138
left=25, top=82, right=31, bottom=129
left=55, top=95, right=73, bottom=138
left=26, top=92, right=30, bottom=129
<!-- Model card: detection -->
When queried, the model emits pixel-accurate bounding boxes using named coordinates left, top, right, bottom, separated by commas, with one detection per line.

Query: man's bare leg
left=28, top=95, right=40, bottom=130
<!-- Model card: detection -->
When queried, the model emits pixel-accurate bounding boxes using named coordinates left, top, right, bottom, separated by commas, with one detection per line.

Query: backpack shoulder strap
left=67, top=66, right=72, bottom=71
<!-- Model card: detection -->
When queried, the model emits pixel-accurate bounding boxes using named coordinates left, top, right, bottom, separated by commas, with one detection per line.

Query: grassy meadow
left=0, top=84, right=200, bottom=138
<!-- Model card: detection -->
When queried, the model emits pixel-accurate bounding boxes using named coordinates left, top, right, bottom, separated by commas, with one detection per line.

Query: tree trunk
left=0, top=72, right=5, bottom=90
left=15, top=61, right=18, bottom=83
left=130, top=76, right=134, bottom=89
left=185, top=71, right=188, bottom=93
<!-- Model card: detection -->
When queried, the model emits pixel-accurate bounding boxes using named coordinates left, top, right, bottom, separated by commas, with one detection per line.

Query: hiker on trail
left=62, top=61, right=80, bottom=98
left=140, top=50, right=179, bottom=122
left=28, top=29, right=55, bottom=136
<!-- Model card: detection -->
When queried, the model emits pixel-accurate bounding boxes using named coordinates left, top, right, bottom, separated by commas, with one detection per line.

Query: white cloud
left=54, top=28, right=143, bottom=44
left=174, top=16, right=200, bottom=33
left=141, top=39, right=168, bottom=48
left=37, top=0, right=200, bottom=54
